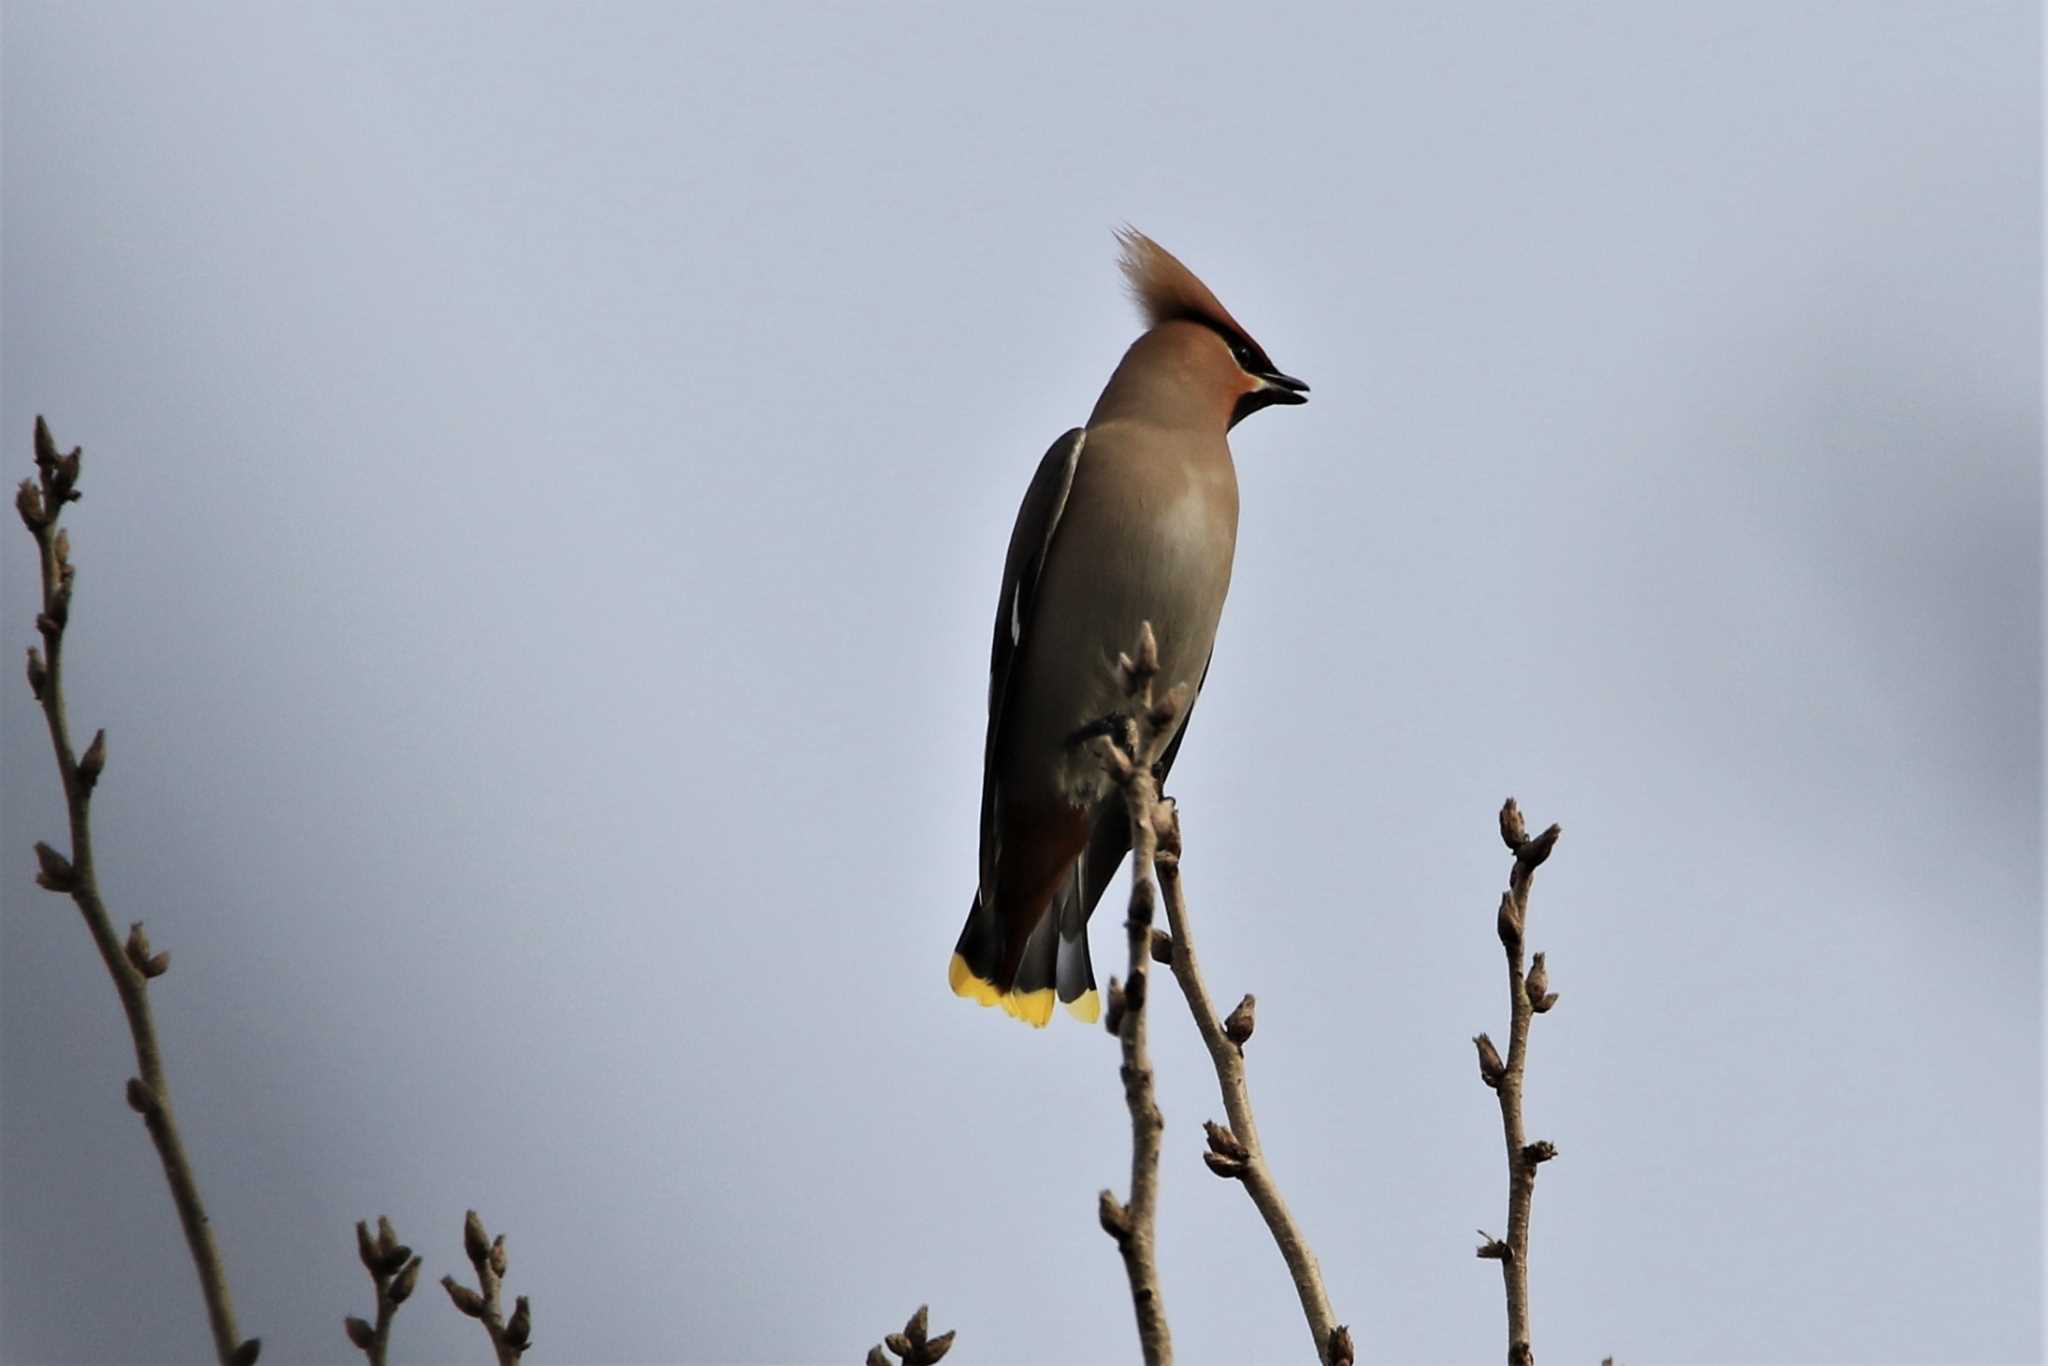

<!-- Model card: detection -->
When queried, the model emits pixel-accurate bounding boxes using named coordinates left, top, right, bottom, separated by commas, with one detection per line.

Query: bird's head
left=1112, top=227, right=1308, bottom=430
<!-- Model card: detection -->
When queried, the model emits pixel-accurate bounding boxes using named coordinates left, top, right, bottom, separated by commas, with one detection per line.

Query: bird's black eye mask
left=1220, top=328, right=1276, bottom=377
left=1218, top=325, right=1310, bottom=427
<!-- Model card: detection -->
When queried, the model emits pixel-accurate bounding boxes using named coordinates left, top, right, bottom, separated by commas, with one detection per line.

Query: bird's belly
left=1004, top=476, right=1237, bottom=809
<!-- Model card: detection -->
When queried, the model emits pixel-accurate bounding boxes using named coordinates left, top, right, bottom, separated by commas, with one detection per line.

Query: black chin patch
left=1231, top=387, right=1300, bottom=428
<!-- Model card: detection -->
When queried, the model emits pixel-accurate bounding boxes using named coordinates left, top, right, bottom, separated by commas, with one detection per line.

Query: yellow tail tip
left=948, top=952, right=1001, bottom=1005
left=1065, top=988, right=1101, bottom=1024
left=948, top=953, right=1057, bottom=1028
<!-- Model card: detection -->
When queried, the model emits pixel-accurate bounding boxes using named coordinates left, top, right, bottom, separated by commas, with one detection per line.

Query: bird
left=950, top=228, right=1308, bottom=1027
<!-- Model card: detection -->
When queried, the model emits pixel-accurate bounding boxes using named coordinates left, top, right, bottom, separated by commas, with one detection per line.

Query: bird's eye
left=1230, top=339, right=1257, bottom=370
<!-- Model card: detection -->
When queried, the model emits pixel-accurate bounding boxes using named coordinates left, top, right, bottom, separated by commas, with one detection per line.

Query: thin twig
left=441, top=1209, right=530, bottom=1364
left=1092, top=622, right=1177, bottom=1366
left=346, top=1217, right=424, bottom=1366
left=16, top=418, right=257, bottom=1366
left=864, top=1304, right=957, bottom=1366
left=1092, top=622, right=1351, bottom=1364
left=1474, top=798, right=1563, bottom=1366
left=1152, top=810, right=1345, bottom=1363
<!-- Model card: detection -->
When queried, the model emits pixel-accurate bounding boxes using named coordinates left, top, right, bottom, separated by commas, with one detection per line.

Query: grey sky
left=2, top=3, right=2040, bottom=1363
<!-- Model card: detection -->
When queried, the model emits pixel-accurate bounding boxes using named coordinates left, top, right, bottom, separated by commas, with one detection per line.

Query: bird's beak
left=1257, top=371, right=1310, bottom=405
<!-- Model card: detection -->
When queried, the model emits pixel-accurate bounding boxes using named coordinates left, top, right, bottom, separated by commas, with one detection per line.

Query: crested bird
left=950, top=229, right=1309, bottom=1027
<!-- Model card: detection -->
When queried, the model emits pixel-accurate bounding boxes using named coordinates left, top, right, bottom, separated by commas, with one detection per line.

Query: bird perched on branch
left=951, top=229, right=1309, bottom=1027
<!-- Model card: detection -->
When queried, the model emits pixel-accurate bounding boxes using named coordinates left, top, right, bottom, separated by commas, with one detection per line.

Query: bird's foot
left=1067, top=711, right=1134, bottom=750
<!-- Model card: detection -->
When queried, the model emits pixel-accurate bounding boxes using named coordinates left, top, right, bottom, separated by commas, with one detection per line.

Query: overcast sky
left=2, top=4, right=2040, bottom=1364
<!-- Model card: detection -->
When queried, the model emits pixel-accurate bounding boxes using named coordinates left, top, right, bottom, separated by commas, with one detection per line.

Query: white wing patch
left=994, top=429, right=1083, bottom=706
left=1039, top=432, right=1082, bottom=571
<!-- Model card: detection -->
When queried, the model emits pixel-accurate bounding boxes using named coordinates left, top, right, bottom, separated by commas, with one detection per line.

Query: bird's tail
left=950, top=876, right=1099, bottom=1028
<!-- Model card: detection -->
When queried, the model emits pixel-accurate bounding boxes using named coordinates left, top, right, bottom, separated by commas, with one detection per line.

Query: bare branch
left=442, top=1209, right=529, bottom=1364
left=1476, top=798, right=1565, bottom=1366
left=1153, top=801, right=1344, bottom=1363
left=1089, top=626, right=1343, bottom=1366
left=1086, top=623, right=1176, bottom=1365
left=1088, top=621, right=1349, bottom=1364
left=16, top=418, right=255, bottom=1366
left=346, top=1217, right=423, bottom=1366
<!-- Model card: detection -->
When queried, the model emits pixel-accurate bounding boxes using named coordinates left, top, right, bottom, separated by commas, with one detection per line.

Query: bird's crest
left=1115, top=227, right=1258, bottom=349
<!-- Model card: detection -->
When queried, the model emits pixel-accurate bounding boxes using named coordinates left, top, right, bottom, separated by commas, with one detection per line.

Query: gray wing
left=977, top=428, right=1086, bottom=902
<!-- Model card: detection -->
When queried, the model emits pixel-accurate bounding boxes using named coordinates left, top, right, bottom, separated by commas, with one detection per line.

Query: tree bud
left=462, top=1209, right=489, bottom=1263
left=1474, top=1034, right=1506, bottom=1089
left=442, top=1276, right=484, bottom=1318
left=355, top=1220, right=378, bottom=1272
left=15, top=479, right=45, bottom=531
left=1223, top=994, right=1256, bottom=1046
left=33, top=841, right=77, bottom=893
